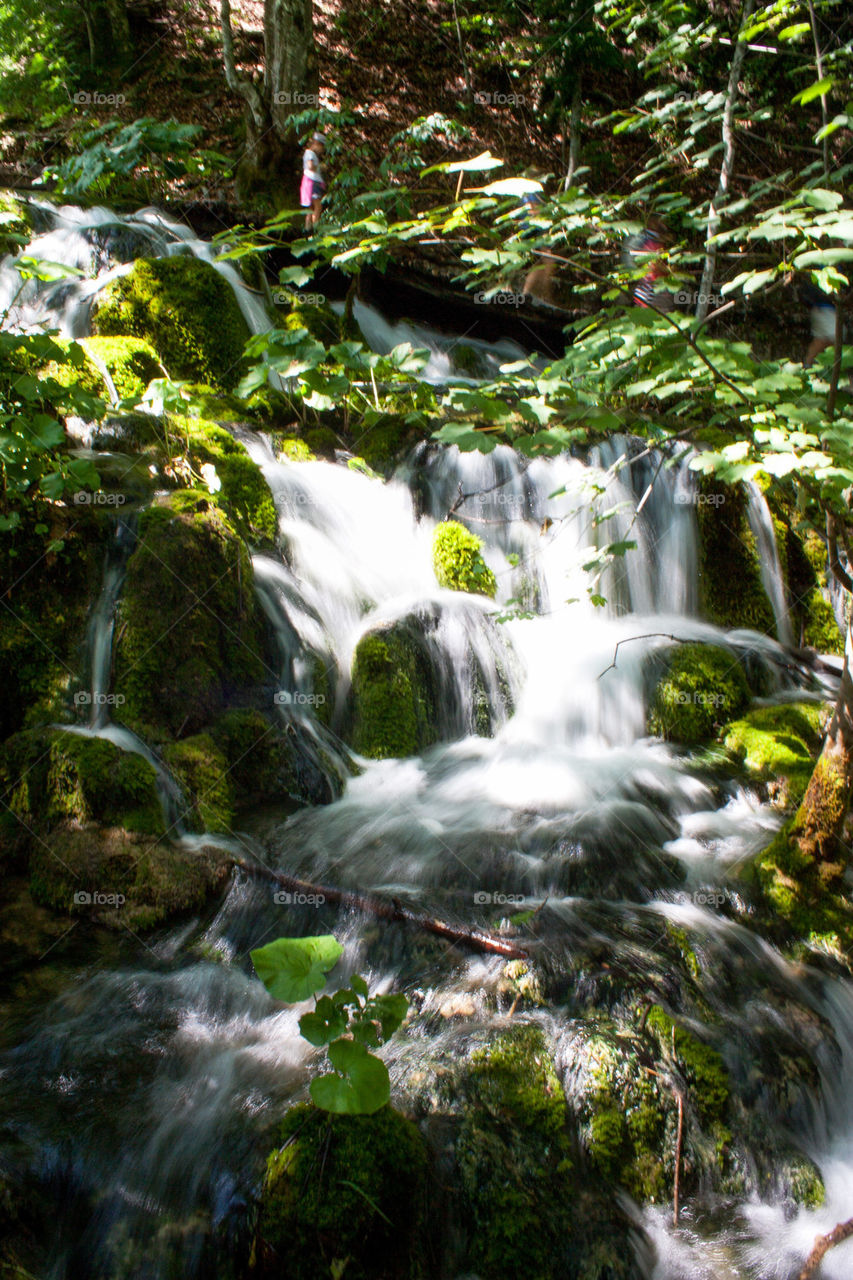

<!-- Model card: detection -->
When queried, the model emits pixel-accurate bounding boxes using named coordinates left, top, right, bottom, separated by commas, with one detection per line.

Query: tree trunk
left=789, top=616, right=853, bottom=874
left=564, top=76, right=582, bottom=190
left=695, top=0, right=755, bottom=322
left=81, top=0, right=132, bottom=69
left=220, top=0, right=316, bottom=206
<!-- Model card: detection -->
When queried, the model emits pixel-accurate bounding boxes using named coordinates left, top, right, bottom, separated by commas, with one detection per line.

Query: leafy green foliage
left=43, top=118, right=211, bottom=199
left=251, top=935, right=408, bottom=1115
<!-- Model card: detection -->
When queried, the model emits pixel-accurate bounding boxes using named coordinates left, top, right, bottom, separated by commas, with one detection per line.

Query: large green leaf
left=299, top=994, right=348, bottom=1046
left=309, top=1038, right=391, bottom=1115
left=250, top=935, right=343, bottom=1003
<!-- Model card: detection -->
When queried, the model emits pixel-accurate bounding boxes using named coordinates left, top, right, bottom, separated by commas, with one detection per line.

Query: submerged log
left=229, top=857, right=531, bottom=960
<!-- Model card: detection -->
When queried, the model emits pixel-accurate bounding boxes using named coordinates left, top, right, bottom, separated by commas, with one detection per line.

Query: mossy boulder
left=45, top=335, right=162, bottom=403
left=92, top=256, right=250, bottom=389
left=275, top=435, right=315, bottom=463
left=27, top=824, right=229, bottom=930
left=280, top=297, right=341, bottom=345
left=174, top=418, right=277, bottom=545
left=0, top=513, right=108, bottom=740
left=432, top=520, right=497, bottom=598
left=0, top=728, right=165, bottom=851
left=255, top=1103, right=428, bottom=1280
left=648, top=643, right=750, bottom=743
left=113, top=496, right=269, bottom=738
left=721, top=701, right=826, bottom=808
left=350, top=622, right=438, bottom=759
left=787, top=528, right=844, bottom=654
left=696, top=479, right=775, bottom=634
left=456, top=1025, right=576, bottom=1279
left=161, top=732, right=234, bottom=833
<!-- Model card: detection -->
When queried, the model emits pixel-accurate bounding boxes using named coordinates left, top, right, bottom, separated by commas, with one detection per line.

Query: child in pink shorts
left=300, top=133, right=326, bottom=231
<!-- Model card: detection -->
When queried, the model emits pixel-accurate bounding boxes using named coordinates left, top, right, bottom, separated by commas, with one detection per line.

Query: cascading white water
left=746, top=480, right=793, bottom=647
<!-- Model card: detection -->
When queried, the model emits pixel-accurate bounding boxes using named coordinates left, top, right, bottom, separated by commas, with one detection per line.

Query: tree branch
left=797, top=1216, right=853, bottom=1280
left=220, top=0, right=267, bottom=128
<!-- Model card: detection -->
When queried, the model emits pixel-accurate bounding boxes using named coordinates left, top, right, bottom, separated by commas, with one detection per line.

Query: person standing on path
left=300, top=133, right=327, bottom=231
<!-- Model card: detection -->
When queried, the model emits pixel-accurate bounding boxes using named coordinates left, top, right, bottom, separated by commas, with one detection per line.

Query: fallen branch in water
left=797, top=1217, right=853, bottom=1279
left=228, top=858, right=531, bottom=960
left=673, top=1088, right=684, bottom=1227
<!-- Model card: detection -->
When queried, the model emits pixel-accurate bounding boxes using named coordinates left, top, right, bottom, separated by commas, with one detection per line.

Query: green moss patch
left=432, top=520, right=497, bottom=598
left=44, top=335, right=161, bottom=404
left=350, top=624, right=437, bottom=759
left=162, top=732, right=234, bottom=833
left=721, top=701, right=826, bottom=808
left=256, top=1103, right=427, bottom=1280
left=113, top=496, right=269, bottom=737
left=457, top=1025, right=575, bottom=1279
left=648, top=643, right=750, bottom=744
left=92, top=256, right=250, bottom=389
left=696, top=480, right=775, bottom=634
left=170, top=418, right=277, bottom=546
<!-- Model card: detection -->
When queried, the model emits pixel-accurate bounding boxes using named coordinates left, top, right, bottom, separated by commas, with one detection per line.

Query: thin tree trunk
left=807, top=0, right=830, bottom=180
left=564, top=76, right=582, bottom=189
left=452, top=0, right=472, bottom=99
left=695, top=0, right=756, bottom=322
left=220, top=0, right=267, bottom=130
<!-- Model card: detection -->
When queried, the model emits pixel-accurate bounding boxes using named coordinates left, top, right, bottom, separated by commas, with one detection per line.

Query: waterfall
left=746, top=480, right=793, bottom=647
left=3, top=198, right=844, bottom=1280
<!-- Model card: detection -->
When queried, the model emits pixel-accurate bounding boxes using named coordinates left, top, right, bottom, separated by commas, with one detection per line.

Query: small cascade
left=83, top=515, right=137, bottom=728
left=60, top=722, right=187, bottom=834
left=746, top=480, right=793, bottom=646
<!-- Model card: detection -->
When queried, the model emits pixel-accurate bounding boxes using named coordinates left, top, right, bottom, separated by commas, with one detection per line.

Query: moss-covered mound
left=45, top=335, right=162, bottom=404
left=787, top=528, right=844, bottom=654
left=28, top=824, right=229, bottom=930
left=350, top=622, right=438, bottom=759
left=0, top=513, right=108, bottom=740
left=432, top=520, right=497, bottom=598
left=255, top=1103, right=428, bottom=1280
left=355, top=414, right=426, bottom=476
left=113, top=496, right=269, bottom=737
left=175, top=418, right=277, bottom=545
left=696, top=479, right=775, bottom=634
left=0, top=728, right=164, bottom=848
left=722, top=701, right=826, bottom=808
left=456, top=1025, right=577, bottom=1280
left=92, top=256, right=250, bottom=389
left=648, top=643, right=750, bottom=743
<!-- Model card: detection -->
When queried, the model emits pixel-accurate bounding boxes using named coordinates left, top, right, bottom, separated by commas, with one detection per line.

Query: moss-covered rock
left=456, top=1025, right=575, bottom=1279
left=648, top=643, right=750, bottom=743
left=356, top=414, right=425, bottom=476
left=161, top=732, right=234, bottom=833
left=113, top=496, right=269, bottom=738
left=696, top=479, right=775, bottom=634
left=721, top=701, right=826, bottom=808
left=275, top=435, right=315, bottom=463
left=254, top=1103, right=428, bottom=1280
left=27, top=824, right=229, bottom=930
left=92, top=256, right=250, bottom=389
left=787, top=528, right=844, bottom=654
left=172, top=418, right=277, bottom=545
left=432, top=520, right=497, bottom=598
left=0, top=513, right=108, bottom=740
left=350, top=622, right=437, bottom=759
left=0, top=728, right=164, bottom=848
left=44, top=336, right=162, bottom=404
left=279, top=297, right=341, bottom=345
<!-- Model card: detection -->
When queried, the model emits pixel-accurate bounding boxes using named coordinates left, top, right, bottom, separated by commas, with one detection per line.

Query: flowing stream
left=1, top=200, right=852, bottom=1279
